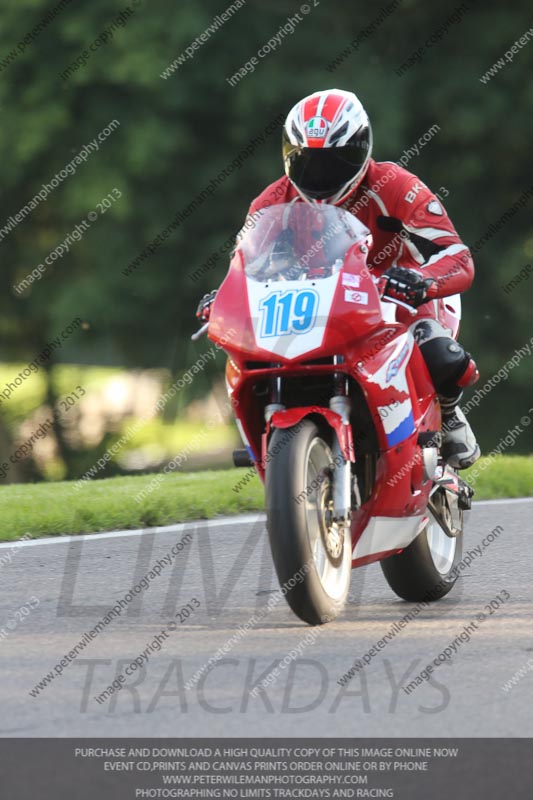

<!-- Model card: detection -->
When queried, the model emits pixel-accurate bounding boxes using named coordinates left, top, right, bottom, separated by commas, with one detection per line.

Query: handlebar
left=380, top=296, right=418, bottom=316
left=191, top=322, right=209, bottom=341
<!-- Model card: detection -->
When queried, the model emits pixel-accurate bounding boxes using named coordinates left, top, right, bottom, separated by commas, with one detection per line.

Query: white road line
left=475, top=497, right=533, bottom=506
left=0, top=497, right=530, bottom=550
left=0, top=513, right=266, bottom=550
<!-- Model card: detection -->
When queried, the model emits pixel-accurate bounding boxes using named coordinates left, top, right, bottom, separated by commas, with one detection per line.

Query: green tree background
left=0, top=0, right=531, bottom=480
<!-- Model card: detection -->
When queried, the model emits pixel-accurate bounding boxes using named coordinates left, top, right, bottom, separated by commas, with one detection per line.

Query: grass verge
left=462, top=455, right=533, bottom=500
left=0, top=455, right=530, bottom=542
left=0, top=469, right=263, bottom=542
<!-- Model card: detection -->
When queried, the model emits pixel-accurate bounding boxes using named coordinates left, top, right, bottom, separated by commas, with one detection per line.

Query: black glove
left=380, top=266, right=434, bottom=308
left=196, top=289, right=217, bottom=322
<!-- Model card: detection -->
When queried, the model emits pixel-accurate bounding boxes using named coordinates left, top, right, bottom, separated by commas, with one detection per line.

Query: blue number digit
left=260, top=290, right=318, bottom=337
left=292, top=290, right=317, bottom=332
left=278, top=293, right=293, bottom=333
left=260, top=293, right=278, bottom=336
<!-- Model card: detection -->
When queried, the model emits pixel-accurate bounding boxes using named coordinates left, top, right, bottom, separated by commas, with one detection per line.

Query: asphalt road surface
left=0, top=499, right=531, bottom=737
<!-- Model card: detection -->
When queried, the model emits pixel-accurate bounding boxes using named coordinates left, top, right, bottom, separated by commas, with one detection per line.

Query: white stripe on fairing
left=352, top=497, right=531, bottom=559
left=368, top=331, right=413, bottom=392
left=352, top=515, right=424, bottom=559
left=443, top=293, right=461, bottom=320
left=422, top=243, right=468, bottom=268
left=379, top=399, right=413, bottom=435
left=403, top=224, right=455, bottom=241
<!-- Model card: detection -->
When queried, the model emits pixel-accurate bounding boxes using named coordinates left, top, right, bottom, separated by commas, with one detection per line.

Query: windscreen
left=237, top=202, right=370, bottom=282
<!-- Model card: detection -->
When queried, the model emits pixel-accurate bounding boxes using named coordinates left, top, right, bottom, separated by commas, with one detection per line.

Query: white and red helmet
left=282, top=89, right=373, bottom=205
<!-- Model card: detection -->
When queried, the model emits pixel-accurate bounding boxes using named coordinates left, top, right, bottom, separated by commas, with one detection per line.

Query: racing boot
left=439, top=394, right=480, bottom=469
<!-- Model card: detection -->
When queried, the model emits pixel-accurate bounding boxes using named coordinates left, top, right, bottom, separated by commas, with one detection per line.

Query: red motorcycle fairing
left=267, top=406, right=355, bottom=463
left=207, top=202, right=447, bottom=568
left=208, top=242, right=385, bottom=364
left=219, top=331, right=440, bottom=568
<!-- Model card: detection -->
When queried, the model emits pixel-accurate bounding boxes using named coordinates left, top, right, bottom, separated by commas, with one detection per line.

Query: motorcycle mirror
left=191, top=322, right=209, bottom=341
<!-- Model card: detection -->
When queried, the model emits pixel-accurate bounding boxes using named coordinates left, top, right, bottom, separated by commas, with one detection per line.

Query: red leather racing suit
left=246, top=159, right=474, bottom=333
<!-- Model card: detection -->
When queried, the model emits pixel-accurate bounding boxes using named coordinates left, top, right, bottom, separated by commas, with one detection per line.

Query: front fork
left=330, top=356, right=353, bottom=525
left=329, top=395, right=352, bottom=524
left=265, top=361, right=354, bottom=525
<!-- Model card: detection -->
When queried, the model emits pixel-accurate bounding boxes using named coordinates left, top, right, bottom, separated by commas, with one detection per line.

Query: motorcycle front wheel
left=265, top=419, right=352, bottom=625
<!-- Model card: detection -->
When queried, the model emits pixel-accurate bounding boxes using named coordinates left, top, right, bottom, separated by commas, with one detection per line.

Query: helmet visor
left=284, top=144, right=369, bottom=200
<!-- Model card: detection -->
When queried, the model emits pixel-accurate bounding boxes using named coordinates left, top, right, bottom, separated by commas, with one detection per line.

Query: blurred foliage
left=0, top=0, right=532, bottom=481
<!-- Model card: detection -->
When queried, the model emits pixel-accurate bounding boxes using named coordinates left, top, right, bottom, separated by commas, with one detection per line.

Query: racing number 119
left=260, top=290, right=318, bottom=337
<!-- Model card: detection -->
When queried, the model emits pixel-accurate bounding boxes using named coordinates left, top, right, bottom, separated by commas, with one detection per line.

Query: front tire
left=380, top=508, right=462, bottom=602
left=265, top=419, right=352, bottom=625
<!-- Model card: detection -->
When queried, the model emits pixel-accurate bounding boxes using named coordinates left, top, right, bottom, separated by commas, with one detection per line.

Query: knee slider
left=418, top=337, right=470, bottom=395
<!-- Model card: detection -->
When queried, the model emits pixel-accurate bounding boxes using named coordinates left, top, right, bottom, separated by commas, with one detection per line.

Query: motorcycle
left=193, top=202, right=476, bottom=625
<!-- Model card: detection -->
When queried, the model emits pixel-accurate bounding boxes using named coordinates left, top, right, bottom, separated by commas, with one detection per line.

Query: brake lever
left=381, top=296, right=418, bottom=316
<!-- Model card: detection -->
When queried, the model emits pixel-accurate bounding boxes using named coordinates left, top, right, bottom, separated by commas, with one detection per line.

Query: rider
left=197, top=89, right=480, bottom=469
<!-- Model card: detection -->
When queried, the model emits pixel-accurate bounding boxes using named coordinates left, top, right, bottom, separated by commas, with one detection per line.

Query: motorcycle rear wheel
left=265, top=419, right=352, bottom=625
left=380, top=507, right=462, bottom=602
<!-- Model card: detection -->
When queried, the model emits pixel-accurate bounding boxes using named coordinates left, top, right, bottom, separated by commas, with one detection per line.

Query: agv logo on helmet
left=306, top=117, right=329, bottom=139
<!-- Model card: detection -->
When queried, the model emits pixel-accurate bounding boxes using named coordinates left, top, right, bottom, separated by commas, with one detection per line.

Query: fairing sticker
left=369, top=333, right=416, bottom=446
left=378, top=399, right=415, bottom=447
left=246, top=273, right=341, bottom=360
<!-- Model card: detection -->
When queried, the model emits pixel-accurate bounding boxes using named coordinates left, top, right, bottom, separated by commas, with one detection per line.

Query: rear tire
left=380, top=509, right=462, bottom=602
left=266, top=419, right=352, bottom=625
